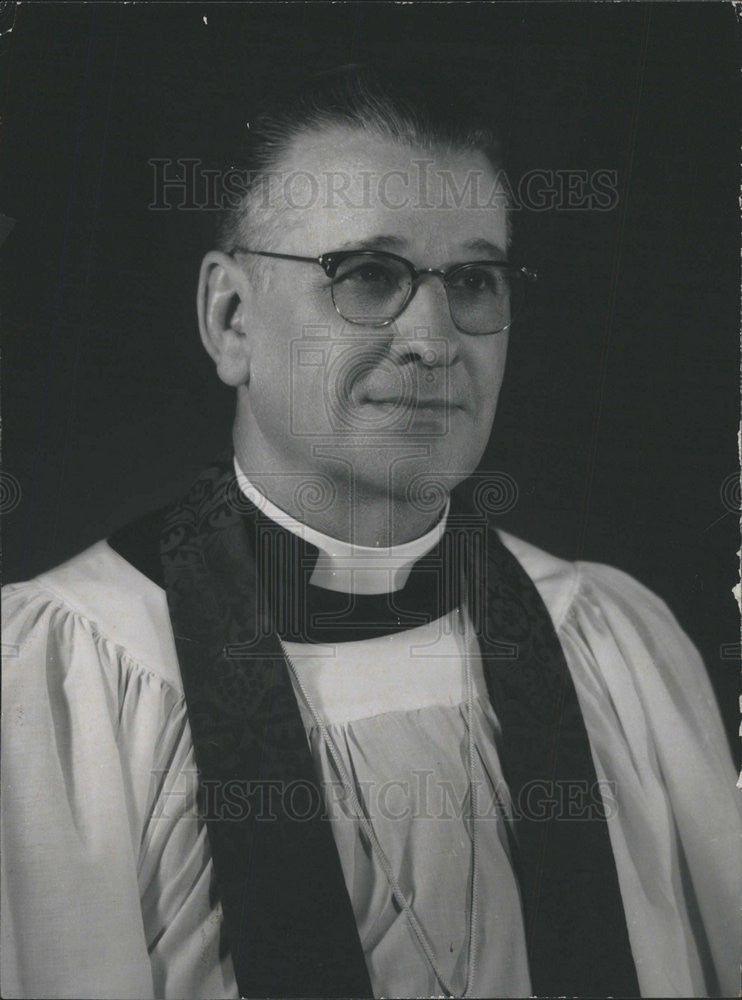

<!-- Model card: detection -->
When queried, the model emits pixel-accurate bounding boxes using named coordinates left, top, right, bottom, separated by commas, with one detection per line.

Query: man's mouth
left=363, top=396, right=460, bottom=410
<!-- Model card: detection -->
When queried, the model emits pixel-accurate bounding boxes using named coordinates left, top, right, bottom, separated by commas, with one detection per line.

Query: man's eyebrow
left=333, top=235, right=408, bottom=252
left=461, top=238, right=507, bottom=259
left=332, top=235, right=508, bottom=258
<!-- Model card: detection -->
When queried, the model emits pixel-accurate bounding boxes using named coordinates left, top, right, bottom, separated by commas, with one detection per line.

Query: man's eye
left=454, top=267, right=499, bottom=293
left=339, top=264, right=397, bottom=286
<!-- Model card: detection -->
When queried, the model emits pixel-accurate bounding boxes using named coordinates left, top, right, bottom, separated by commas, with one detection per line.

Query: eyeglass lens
left=330, top=253, right=519, bottom=334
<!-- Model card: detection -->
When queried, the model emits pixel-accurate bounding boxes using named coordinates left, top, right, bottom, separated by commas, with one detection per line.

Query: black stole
left=115, top=457, right=638, bottom=997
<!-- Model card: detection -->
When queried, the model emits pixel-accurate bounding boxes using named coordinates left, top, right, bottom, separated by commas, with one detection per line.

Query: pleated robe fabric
left=2, top=531, right=740, bottom=998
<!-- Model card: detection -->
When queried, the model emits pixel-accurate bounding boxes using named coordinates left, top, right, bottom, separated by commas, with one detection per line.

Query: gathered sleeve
left=558, top=561, right=741, bottom=998
left=1, top=577, right=236, bottom=1000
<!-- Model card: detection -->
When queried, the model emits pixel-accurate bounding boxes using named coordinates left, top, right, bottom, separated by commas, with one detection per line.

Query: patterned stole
left=447, top=495, right=640, bottom=997
left=154, top=456, right=638, bottom=997
left=158, top=460, right=372, bottom=997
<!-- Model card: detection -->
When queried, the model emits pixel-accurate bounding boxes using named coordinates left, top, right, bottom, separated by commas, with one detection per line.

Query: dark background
left=2, top=2, right=739, bottom=758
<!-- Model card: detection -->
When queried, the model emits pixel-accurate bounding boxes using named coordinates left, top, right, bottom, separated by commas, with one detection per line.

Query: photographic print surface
left=1, top=4, right=740, bottom=998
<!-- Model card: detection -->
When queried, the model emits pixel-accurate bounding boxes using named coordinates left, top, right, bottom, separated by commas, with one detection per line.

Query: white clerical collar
left=233, top=456, right=449, bottom=595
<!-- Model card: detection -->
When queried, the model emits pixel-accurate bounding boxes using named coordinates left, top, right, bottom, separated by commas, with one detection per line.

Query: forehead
left=267, top=125, right=508, bottom=260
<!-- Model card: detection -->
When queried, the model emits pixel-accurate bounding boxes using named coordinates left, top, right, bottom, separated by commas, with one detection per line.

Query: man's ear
left=197, top=251, right=254, bottom=386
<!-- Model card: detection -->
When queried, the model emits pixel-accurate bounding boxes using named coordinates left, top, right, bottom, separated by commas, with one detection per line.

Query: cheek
left=248, top=300, right=304, bottom=394
left=455, top=342, right=507, bottom=458
left=249, top=285, right=343, bottom=392
left=468, top=338, right=508, bottom=403
left=248, top=341, right=288, bottom=407
left=254, top=347, right=333, bottom=437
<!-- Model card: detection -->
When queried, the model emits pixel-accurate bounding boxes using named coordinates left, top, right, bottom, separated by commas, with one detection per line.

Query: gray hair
left=216, top=64, right=507, bottom=256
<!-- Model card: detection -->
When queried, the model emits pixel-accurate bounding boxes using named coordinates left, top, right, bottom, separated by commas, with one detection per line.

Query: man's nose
left=386, top=275, right=459, bottom=367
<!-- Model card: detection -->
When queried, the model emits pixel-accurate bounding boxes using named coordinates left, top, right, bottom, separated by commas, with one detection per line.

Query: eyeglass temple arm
left=230, top=247, right=322, bottom=265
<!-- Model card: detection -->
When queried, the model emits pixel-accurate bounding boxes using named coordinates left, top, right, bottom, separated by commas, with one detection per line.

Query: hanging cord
left=281, top=604, right=479, bottom=999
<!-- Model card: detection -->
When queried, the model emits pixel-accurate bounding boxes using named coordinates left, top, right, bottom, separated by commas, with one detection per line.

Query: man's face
left=239, top=125, right=510, bottom=505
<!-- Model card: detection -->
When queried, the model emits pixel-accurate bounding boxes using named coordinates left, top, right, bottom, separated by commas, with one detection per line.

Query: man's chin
left=352, top=446, right=475, bottom=506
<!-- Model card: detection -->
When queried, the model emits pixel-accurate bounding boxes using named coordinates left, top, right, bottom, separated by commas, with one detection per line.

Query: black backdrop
left=2, top=2, right=739, bottom=757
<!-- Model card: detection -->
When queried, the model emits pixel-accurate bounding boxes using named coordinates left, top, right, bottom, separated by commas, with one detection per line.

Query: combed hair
left=215, top=63, right=506, bottom=254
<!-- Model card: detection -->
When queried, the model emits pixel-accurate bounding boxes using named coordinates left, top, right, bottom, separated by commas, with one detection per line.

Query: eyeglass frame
left=229, top=246, right=537, bottom=335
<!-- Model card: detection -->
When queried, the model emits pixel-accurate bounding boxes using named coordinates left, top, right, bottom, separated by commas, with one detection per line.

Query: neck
left=232, top=435, right=447, bottom=548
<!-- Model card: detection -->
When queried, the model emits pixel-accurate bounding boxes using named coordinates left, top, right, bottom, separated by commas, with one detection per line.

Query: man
left=2, top=68, right=739, bottom=999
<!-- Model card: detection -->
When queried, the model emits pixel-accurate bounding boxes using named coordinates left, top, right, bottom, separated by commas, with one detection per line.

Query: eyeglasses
left=230, top=247, right=537, bottom=336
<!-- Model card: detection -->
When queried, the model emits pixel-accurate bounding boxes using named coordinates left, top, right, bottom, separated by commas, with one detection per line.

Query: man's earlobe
left=197, top=250, right=253, bottom=387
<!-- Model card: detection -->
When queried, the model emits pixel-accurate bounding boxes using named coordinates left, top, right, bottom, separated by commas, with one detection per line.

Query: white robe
left=2, top=532, right=740, bottom=998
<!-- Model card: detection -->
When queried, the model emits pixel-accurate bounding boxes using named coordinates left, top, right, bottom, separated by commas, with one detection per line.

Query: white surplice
left=2, top=485, right=740, bottom=998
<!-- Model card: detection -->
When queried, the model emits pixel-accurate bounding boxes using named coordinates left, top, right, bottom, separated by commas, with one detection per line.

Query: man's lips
left=363, top=396, right=461, bottom=409
left=353, top=368, right=465, bottom=411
